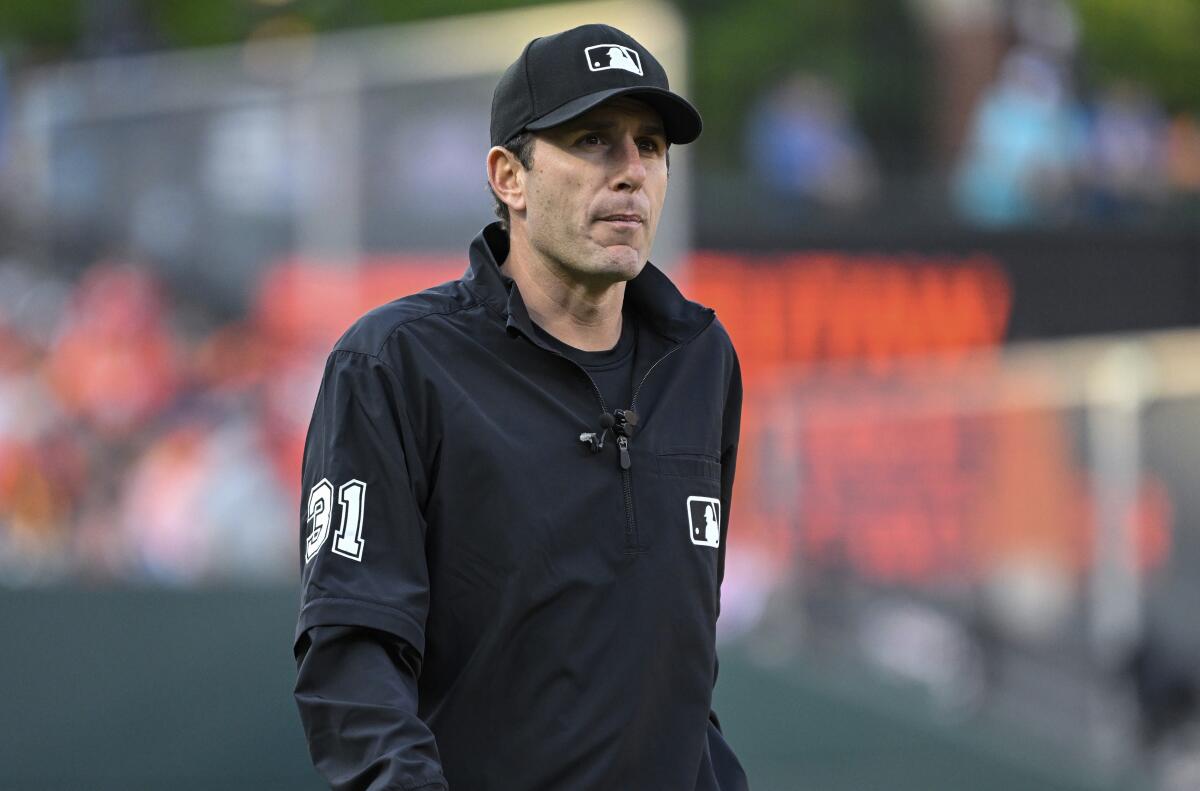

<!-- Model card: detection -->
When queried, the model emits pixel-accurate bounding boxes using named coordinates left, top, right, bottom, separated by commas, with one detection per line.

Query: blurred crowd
left=952, top=33, right=1200, bottom=225
left=744, top=0, right=1200, bottom=224
left=0, top=259, right=306, bottom=585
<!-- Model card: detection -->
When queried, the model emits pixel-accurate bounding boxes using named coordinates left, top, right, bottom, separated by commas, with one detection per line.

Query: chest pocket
left=656, top=446, right=722, bottom=483
left=645, top=446, right=722, bottom=625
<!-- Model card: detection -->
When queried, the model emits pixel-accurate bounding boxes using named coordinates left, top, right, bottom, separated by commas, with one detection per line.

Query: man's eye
left=579, top=134, right=604, bottom=146
left=638, top=139, right=662, bottom=153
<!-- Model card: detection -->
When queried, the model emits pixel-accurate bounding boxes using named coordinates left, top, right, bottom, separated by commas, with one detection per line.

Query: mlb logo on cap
left=584, top=44, right=643, bottom=76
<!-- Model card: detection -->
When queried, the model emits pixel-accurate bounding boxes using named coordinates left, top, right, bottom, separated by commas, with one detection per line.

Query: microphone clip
left=579, top=431, right=606, bottom=453
left=579, top=410, right=638, bottom=454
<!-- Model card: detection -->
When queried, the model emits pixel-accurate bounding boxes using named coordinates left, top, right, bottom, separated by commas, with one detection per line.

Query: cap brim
left=524, top=87, right=702, bottom=144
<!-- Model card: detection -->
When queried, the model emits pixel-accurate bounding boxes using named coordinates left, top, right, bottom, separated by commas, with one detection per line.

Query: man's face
left=519, top=97, right=669, bottom=285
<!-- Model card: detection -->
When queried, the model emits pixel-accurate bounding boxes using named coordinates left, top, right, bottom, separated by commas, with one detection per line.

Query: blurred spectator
left=1011, top=0, right=1078, bottom=61
left=120, top=415, right=292, bottom=584
left=745, top=73, right=879, bottom=209
left=44, top=262, right=180, bottom=438
left=1126, top=631, right=1199, bottom=751
left=1082, top=81, right=1169, bottom=218
left=0, top=55, right=8, bottom=172
left=953, top=48, right=1086, bottom=226
left=1165, top=114, right=1200, bottom=195
left=0, top=361, right=71, bottom=581
left=0, top=265, right=75, bottom=583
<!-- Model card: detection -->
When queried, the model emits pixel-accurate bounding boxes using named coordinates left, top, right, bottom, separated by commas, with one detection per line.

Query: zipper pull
left=617, top=435, right=631, bottom=470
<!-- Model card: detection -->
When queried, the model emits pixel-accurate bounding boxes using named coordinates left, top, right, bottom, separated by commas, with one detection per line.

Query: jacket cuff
left=296, top=595, right=426, bottom=656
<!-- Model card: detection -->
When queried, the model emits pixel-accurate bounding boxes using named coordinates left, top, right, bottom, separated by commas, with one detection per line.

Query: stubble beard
left=533, top=221, right=646, bottom=288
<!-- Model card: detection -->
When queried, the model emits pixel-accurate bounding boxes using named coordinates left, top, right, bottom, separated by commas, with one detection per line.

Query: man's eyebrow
left=563, top=118, right=667, bottom=137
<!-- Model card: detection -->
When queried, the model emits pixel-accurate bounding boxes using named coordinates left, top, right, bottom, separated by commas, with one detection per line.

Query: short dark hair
left=490, top=131, right=536, bottom=232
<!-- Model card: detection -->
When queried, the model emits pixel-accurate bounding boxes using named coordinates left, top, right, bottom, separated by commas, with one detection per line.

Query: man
left=294, top=23, right=748, bottom=791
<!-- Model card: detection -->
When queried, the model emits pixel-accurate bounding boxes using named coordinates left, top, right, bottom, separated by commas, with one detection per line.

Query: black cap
left=490, top=24, right=702, bottom=147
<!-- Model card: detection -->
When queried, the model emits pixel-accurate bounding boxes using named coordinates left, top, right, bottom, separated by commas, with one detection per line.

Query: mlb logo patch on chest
left=687, top=496, right=721, bottom=548
left=584, top=44, right=643, bottom=76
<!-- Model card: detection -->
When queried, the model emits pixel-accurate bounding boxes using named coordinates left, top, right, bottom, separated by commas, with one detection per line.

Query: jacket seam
left=324, top=347, right=433, bottom=460
left=323, top=298, right=485, bottom=361
left=347, top=300, right=490, bottom=361
left=328, top=347, right=399, bottom=374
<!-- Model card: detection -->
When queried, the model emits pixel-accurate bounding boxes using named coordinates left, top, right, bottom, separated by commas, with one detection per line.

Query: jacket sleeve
left=293, top=348, right=447, bottom=791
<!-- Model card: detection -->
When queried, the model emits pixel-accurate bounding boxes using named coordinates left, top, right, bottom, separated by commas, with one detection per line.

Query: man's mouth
left=597, top=214, right=644, bottom=228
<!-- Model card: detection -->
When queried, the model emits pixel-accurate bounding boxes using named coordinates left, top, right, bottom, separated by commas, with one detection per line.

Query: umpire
left=294, top=23, right=748, bottom=791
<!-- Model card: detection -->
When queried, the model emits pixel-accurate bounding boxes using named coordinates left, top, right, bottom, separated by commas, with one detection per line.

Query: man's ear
left=487, top=146, right=528, bottom=215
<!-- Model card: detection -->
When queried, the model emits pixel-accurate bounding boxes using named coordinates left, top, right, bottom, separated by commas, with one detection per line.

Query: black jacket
left=294, top=223, right=748, bottom=791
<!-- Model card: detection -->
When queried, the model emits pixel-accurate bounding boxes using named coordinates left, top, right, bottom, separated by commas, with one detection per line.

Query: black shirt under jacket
left=294, top=222, right=748, bottom=791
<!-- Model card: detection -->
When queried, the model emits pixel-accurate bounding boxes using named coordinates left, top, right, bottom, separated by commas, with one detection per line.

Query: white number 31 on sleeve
left=305, top=479, right=367, bottom=563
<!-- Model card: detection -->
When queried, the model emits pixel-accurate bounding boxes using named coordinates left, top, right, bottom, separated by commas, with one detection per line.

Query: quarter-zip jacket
left=294, top=222, right=748, bottom=791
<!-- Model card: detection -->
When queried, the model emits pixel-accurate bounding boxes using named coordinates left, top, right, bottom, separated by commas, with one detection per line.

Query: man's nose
left=610, top=135, right=646, bottom=191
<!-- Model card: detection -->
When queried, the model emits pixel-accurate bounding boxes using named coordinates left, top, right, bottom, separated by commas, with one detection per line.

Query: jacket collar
left=462, top=222, right=714, bottom=347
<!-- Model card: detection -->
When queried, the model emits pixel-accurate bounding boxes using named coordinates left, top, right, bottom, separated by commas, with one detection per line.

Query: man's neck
left=500, top=229, right=626, bottom=352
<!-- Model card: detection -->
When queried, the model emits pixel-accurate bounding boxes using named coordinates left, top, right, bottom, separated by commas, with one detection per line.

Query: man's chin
left=602, top=241, right=640, bottom=256
left=600, top=244, right=645, bottom=274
